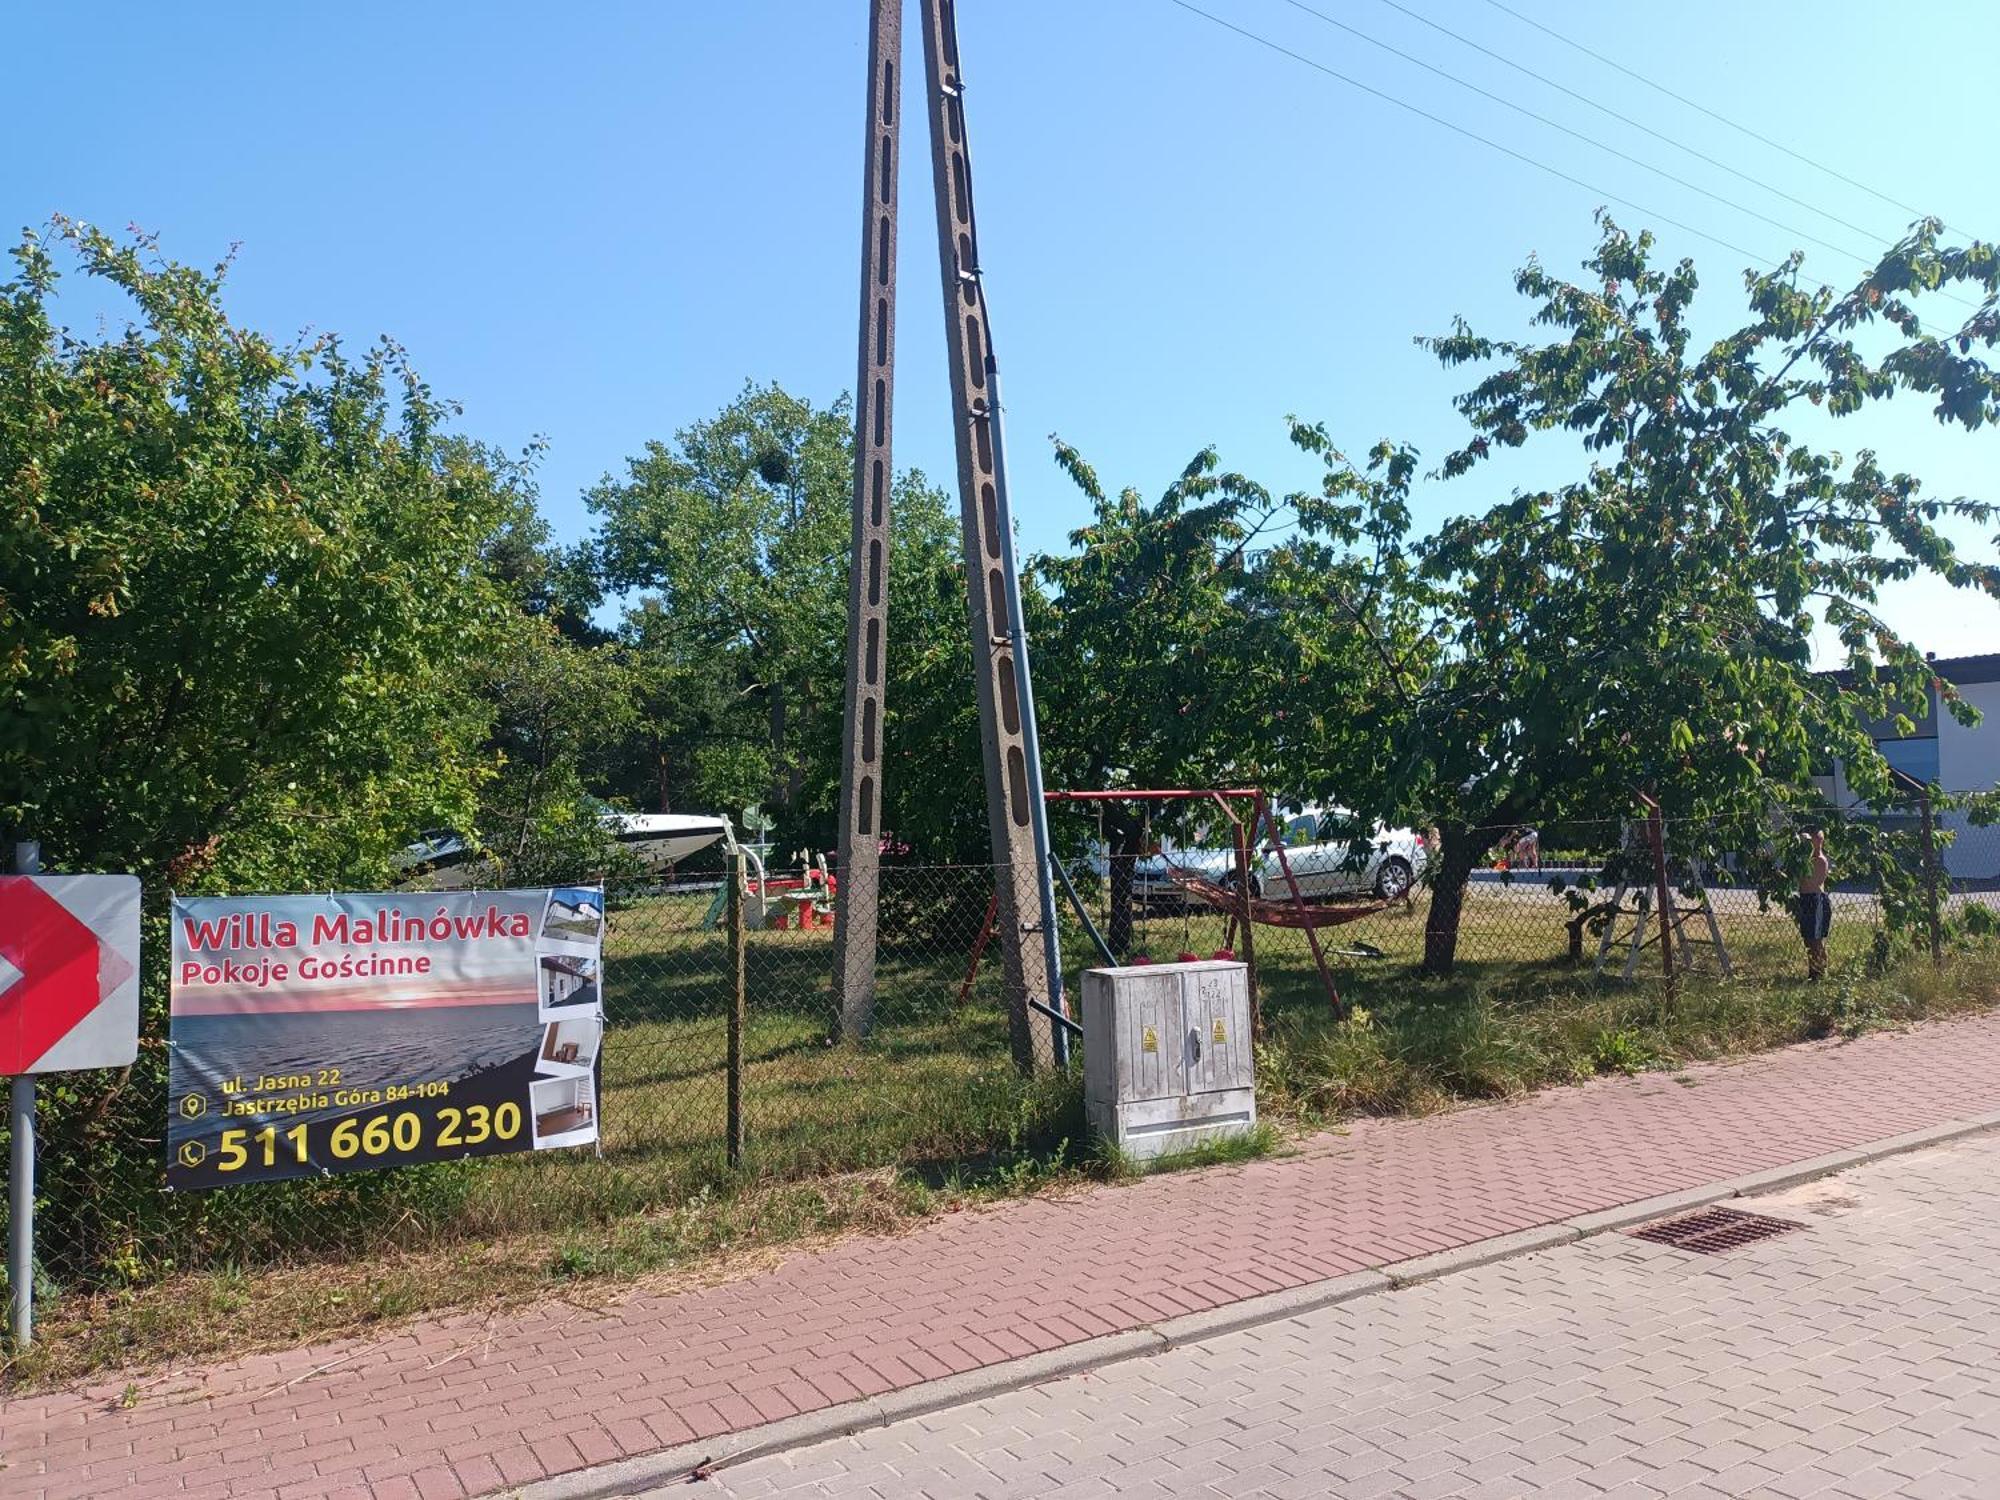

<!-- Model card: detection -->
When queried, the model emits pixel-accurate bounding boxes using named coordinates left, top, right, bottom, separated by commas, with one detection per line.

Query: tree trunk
left=1567, top=900, right=1618, bottom=965
left=1422, top=821, right=1493, bottom=977
left=787, top=676, right=808, bottom=810
left=1107, top=813, right=1145, bottom=960
left=768, top=683, right=789, bottom=810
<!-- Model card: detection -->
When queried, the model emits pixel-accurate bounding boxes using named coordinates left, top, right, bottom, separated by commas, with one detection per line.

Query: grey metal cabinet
left=1082, top=960, right=1256, bottom=1162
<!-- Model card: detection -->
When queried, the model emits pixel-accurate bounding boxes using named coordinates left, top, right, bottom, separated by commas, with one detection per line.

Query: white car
left=1131, top=838, right=1240, bottom=906
left=1094, top=805, right=1427, bottom=906
left=1256, top=806, right=1427, bottom=902
left=1072, top=837, right=1231, bottom=907
left=394, top=812, right=734, bottom=887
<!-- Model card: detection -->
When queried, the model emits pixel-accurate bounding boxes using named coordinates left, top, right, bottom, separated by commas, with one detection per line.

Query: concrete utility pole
left=916, top=0, right=1055, bottom=1073
left=831, top=0, right=905, bottom=1042
left=831, top=0, right=1065, bottom=1073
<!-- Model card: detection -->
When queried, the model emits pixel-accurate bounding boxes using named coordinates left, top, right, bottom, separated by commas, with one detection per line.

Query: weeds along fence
left=7, top=807, right=1996, bottom=1301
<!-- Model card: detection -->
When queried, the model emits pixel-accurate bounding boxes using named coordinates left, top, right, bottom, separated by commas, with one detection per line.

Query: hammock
left=1164, top=865, right=1390, bottom=930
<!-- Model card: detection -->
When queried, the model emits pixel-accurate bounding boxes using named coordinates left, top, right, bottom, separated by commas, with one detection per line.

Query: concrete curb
left=1710, top=1108, right=2000, bottom=1203
left=510, top=1107, right=2000, bottom=1499
left=1152, top=1268, right=1393, bottom=1348
left=1382, top=1224, right=1581, bottom=1287
left=1563, top=1182, right=1739, bottom=1236
left=509, top=1335, right=1174, bottom=1500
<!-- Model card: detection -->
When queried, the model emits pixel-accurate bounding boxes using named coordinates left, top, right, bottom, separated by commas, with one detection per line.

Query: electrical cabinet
left=1081, top=959, right=1256, bottom=1162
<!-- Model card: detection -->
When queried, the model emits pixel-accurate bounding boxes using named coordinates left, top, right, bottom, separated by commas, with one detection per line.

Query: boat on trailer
left=394, top=812, right=735, bottom=888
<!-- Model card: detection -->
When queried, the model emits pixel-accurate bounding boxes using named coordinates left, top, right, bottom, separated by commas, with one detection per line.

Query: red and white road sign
left=0, top=875, right=141, bottom=1075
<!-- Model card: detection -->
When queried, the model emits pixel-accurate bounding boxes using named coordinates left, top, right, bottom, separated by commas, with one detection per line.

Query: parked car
left=1132, top=838, right=1238, bottom=906
left=1257, top=806, right=1427, bottom=902
left=1072, top=836, right=1231, bottom=908
left=1084, top=805, right=1427, bottom=907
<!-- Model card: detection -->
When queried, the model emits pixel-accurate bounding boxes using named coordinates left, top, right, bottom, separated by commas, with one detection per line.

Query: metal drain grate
left=1628, top=1206, right=1804, bottom=1255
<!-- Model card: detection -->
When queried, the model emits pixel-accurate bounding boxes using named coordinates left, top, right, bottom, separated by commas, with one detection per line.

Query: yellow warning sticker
left=1212, top=1018, right=1228, bottom=1045
left=1141, top=1025, right=1158, bottom=1053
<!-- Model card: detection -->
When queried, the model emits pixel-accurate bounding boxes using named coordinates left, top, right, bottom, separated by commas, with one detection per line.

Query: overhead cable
left=1167, top=0, right=1795, bottom=277
left=1272, top=0, right=1879, bottom=271
left=1349, top=0, right=1899, bottom=246
left=1480, top=0, right=1949, bottom=232
left=1168, top=0, right=1976, bottom=313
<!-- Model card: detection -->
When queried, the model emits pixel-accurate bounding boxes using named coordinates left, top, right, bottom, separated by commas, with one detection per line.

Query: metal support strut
left=985, top=362, right=1070, bottom=1068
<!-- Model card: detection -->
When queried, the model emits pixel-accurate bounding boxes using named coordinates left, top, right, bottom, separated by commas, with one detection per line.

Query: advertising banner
left=167, top=886, right=605, bottom=1189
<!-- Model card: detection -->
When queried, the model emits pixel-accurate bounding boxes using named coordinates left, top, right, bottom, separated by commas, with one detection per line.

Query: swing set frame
left=957, top=787, right=1350, bottom=1036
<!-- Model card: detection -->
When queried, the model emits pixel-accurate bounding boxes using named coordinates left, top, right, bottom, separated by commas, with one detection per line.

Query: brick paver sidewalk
left=714, top=1133, right=2000, bottom=1498
left=8, top=1014, right=2000, bottom=1500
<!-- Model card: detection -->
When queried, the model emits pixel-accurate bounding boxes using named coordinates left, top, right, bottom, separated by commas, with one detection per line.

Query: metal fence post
left=1231, top=820, right=1261, bottom=1040
left=727, top=851, right=747, bottom=1170
left=1641, top=798, right=1677, bottom=1002
left=9, top=838, right=41, bottom=1349
left=1917, top=790, right=1943, bottom=967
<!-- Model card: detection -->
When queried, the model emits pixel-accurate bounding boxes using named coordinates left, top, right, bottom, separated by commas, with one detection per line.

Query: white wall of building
left=1938, top=680, right=2000, bottom=793
left=1937, top=679, right=2000, bottom=880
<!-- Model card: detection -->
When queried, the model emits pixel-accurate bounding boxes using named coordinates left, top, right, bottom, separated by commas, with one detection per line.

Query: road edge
left=512, top=1105, right=2000, bottom=1499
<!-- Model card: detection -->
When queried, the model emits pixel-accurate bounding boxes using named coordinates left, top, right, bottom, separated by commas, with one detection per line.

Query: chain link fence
left=6, top=800, right=1993, bottom=1308
left=1064, top=815, right=1850, bottom=1000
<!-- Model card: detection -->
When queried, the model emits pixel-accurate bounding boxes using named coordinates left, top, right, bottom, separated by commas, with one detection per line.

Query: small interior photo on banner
left=166, top=886, right=606, bottom=1189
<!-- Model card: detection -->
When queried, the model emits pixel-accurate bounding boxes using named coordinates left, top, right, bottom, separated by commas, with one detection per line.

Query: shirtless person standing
left=1514, top=826, right=1541, bottom=872
left=1797, top=829, right=1832, bottom=981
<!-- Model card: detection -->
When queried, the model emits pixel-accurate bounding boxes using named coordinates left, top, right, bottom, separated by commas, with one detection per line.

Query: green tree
left=1, top=221, right=518, bottom=891
left=589, top=383, right=850, bottom=837
left=818, top=469, right=980, bottom=859
left=611, top=594, right=770, bottom=818
left=475, top=615, right=640, bottom=885
left=1033, top=443, right=1391, bottom=955
left=465, top=436, right=605, bottom=643
left=590, top=383, right=981, bottom=859
left=1343, top=215, right=2000, bottom=974
left=0, top=221, right=539, bottom=1279
left=451, top=439, right=643, bottom=885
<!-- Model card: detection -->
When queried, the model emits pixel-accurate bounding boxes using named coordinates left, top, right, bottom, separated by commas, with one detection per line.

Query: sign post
left=7, top=836, right=38, bottom=1352
left=2, top=846, right=143, bottom=1349
left=9, top=839, right=35, bottom=1349
left=8, top=1069, right=27, bottom=1348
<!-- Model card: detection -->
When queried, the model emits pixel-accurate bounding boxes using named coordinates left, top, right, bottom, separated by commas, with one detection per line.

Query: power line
left=1168, top=0, right=1977, bottom=316
left=1162, top=0, right=1789, bottom=278
left=1349, top=0, right=1897, bottom=247
left=1271, top=0, right=1880, bottom=274
left=1479, top=0, right=1941, bottom=231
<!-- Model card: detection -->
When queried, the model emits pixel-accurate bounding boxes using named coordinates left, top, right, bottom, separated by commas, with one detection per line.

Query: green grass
left=7, top=878, right=1992, bottom=1390
left=1095, top=1120, right=1283, bottom=1181
left=1254, top=899, right=1999, bottom=1123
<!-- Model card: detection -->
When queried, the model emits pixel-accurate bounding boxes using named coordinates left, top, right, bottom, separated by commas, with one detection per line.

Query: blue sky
left=11, top=0, right=1998, bottom=656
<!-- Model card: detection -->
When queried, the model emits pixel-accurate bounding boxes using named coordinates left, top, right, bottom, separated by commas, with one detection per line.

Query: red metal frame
left=956, top=787, right=1369, bottom=1024
left=1043, top=788, right=1268, bottom=803
left=956, top=890, right=1000, bottom=1007
left=1043, top=787, right=1344, bottom=1018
